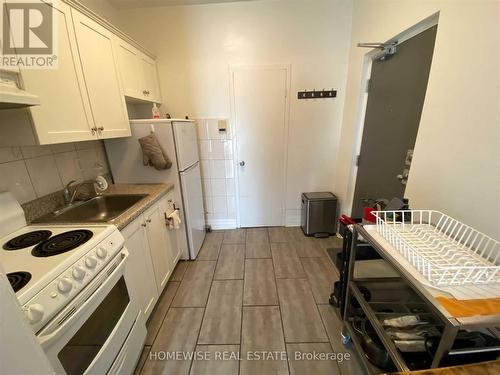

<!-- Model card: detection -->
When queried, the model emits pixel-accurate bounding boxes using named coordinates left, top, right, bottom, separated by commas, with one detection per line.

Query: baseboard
left=285, top=209, right=301, bottom=226
left=207, top=219, right=237, bottom=230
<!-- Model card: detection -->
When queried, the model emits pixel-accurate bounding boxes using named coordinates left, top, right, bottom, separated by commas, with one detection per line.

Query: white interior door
left=233, top=67, right=288, bottom=227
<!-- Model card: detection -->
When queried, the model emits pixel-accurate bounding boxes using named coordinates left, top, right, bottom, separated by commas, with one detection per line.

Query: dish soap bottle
left=152, top=103, right=160, bottom=119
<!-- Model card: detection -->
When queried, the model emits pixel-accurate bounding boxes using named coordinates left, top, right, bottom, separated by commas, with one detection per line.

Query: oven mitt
left=138, top=133, right=172, bottom=170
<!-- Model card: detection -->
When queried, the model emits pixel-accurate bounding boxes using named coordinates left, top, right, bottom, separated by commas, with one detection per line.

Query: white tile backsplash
left=224, top=140, right=233, bottom=159
left=210, top=160, right=226, bottom=179
left=50, top=142, right=76, bottom=154
left=197, top=119, right=209, bottom=140
left=227, top=196, right=236, bottom=216
left=0, top=160, right=36, bottom=203
left=209, top=140, right=225, bottom=159
left=54, top=151, right=84, bottom=185
left=0, top=141, right=110, bottom=204
left=225, top=178, right=235, bottom=196
left=25, top=155, right=63, bottom=197
left=21, top=145, right=52, bottom=159
left=224, top=160, right=234, bottom=179
left=196, top=118, right=236, bottom=229
left=200, top=160, right=211, bottom=179
left=211, top=179, right=226, bottom=197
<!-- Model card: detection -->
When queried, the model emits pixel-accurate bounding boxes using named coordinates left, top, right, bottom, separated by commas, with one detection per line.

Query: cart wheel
left=341, top=331, right=351, bottom=345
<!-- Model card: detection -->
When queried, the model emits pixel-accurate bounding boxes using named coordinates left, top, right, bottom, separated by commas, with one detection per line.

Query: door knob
left=239, top=161, right=245, bottom=166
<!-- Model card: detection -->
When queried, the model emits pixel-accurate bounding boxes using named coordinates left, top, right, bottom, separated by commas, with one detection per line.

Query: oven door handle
left=37, top=249, right=129, bottom=347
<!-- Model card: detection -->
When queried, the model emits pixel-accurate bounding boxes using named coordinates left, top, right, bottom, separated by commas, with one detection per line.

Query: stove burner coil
left=32, top=230, right=93, bottom=257
left=3, top=230, right=52, bottom=250
left=7, top=271, right=32, bottom=293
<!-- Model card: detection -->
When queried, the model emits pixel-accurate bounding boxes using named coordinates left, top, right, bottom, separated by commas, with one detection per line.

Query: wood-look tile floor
left=136, top=227, right=367, bottom=375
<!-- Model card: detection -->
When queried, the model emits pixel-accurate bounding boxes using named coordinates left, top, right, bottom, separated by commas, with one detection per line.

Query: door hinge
left=365, top=78, right=371, bottom=93
left=356, top=155, right=361, bottom=166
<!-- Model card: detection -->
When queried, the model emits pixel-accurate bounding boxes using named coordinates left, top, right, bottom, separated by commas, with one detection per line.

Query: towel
left=167, top=209, right=182, bottom=229
left=436, top=296, right=500, bottom=318
left=138, top=133, right=172, bottom=170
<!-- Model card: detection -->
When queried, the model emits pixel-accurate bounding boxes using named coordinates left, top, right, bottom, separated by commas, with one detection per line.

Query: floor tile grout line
left=272, top=239, right=293, bottom=375
left=145, top=282, right=181, bottom=350
left=188, top=248, right=218, bottom=375
left=238, top=239, right=247, bottom=375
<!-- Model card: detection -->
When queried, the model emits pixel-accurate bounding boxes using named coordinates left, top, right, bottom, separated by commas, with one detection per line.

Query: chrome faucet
left=63, top=180, right=76, bottom=204
left=63, top=178, right=107, bottom=205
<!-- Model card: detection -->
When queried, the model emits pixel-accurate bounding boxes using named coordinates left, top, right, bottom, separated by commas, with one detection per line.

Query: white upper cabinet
left=140, top=55, right=162, bottom=103
left=3, top=1, right=160, bottom=145
left=116, top=39, right=162, bottom=103
left=116, top=43, right=143, bottom=99
left=71, top=10, right=130, bottom=139
left=15, top=1, right=96, bottom=144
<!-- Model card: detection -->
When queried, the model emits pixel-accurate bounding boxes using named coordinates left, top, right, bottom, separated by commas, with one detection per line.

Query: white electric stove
left=0, top=191, right=146, bottom=375
left=1, top=223, right=122, bottom=328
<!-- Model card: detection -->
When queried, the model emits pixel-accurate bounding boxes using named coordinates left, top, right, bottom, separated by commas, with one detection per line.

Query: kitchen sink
left=33, top=194, right=148, bottom=223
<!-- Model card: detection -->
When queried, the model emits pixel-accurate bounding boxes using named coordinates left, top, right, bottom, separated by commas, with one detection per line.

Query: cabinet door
left=158, top=194, right=180, bottom=265
left=13, top=1, right=96, bottom=144
left=71, top=10, right=130, bottom=139
left=122, top=215, right=158, bottom=320
left=116, top=41, right=143, bottom=100
left=141, top=55, right=162, bottom=103
left=144, top=202, right=173, bottom=292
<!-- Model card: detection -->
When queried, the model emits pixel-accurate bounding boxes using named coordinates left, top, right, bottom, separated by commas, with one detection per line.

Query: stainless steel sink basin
left=34, top=194, right=148, bottom=223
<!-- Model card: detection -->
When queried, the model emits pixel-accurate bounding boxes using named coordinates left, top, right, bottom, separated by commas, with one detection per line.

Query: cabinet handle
left=141, top=223, right=147, bottom=227
left=143, top=90, right=148, bottom=95
left=146, top=219, right=152, bottom=223
left=91, top=127, right=96, bottom=135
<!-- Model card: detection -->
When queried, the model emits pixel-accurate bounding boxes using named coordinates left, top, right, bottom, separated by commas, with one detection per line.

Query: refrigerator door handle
left=180, top=161, right=199, bottom=174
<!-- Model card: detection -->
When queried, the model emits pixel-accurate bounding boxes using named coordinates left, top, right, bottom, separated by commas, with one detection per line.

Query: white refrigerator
left=104, top=119, right=205, bottom=259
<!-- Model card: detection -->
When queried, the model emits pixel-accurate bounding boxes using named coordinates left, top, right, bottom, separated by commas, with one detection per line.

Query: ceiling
left=106, top=0, right=255, bottom=9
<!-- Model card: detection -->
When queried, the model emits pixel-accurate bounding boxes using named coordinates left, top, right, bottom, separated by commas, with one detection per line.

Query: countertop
left=103, top=183, right=174, bottom=230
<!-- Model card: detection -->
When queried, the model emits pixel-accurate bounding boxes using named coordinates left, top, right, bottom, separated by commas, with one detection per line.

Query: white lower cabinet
left=143, top=199, right=173, bottom=292
left=122, top=193, right=180, bottom=319
left=122, top=215, right=158, bottom=319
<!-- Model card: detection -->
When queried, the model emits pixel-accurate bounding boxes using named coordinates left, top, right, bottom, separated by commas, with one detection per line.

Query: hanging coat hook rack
left=298, top=88, right=337, bottom=100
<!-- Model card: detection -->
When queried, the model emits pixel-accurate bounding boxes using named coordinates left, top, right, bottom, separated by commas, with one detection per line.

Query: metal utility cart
left=341, top=213, right=500, bottom=374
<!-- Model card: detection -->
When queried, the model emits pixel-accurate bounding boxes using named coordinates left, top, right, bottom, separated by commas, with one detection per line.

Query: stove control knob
left=96, top=247, right=107, bottom=259
left=85, top=256, right=97, bottom=269
left=72, top=266, right=86, bottom=280
left=57, top=278, right=72, bottom=293
left=25, top=304, right=44, bottom=323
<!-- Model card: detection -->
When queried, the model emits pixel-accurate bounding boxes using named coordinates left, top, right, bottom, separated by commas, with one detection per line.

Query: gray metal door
left=352, top=25, right=437, bottom=217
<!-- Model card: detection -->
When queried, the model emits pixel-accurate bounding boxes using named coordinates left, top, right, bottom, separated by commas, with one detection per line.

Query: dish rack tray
left=372, top=210, right=500, bottom=286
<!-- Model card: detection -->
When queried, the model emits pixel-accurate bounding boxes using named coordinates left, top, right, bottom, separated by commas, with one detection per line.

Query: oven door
left=37, top=249, right=143, bottom=375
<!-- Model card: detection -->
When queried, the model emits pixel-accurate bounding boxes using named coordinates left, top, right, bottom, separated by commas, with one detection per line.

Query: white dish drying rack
left=372, top=210, right=499, bottom=286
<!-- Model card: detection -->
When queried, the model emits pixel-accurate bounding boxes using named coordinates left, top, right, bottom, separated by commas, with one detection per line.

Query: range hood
left=0, top=76, right=40, bottom=109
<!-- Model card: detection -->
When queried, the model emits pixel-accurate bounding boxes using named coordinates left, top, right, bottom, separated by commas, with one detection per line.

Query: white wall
left=116, top=0, right=353, bottom=226
left=334, top=0, right=500, bottom=239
